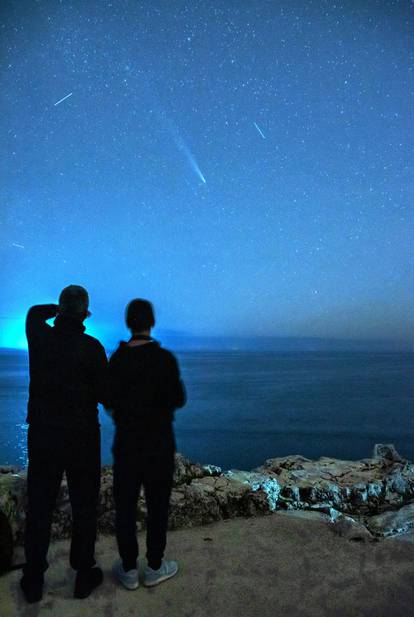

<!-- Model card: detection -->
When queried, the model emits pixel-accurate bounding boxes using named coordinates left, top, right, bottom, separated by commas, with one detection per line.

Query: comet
left=174, top=134, right=207, bottom=185
left=253, top=121, right=266, bottom=139
left=197, top=169, right=207, bottom=184
left=187, top=150, right=207, bottom=184
left=54, top=92, right=73, bottom=106
left=157, top=108, right=207, bottom=185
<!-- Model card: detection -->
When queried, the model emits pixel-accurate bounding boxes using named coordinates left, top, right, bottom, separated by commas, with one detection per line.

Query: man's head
left=125, top=298, right=155, bottom=333
left=58, top=285, right=90, bottom=320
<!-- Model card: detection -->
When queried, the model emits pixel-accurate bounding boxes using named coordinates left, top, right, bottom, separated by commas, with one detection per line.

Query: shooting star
left=253, top=121, right=266, bottom=139
left=12, top=242, right=25, bottom=249
left=54, top=92, right=73, bottom=107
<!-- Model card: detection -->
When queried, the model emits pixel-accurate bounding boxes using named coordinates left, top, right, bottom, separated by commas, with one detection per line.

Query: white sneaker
left=112, top=559, right=139, bottom=590
left=144, top=559, right=178, bottom=587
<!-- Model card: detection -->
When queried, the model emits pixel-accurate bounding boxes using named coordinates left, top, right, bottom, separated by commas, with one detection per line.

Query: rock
left=224, top=470, right=281, bottom=512
left=0, top=471, right=27, bottom=543
left=202, top=464, right=222, bottom=476
left=366, top=482, right=383, bottom=499
left=260, top=454, right=313, bottom=473
left=351, top=483, right=369, bottom=506
left=169, top=479, right=221, bottom=528
left=366, top=502, right=414, bottom=538
left=172, top=453, right=222, bottom=486
left=276, top=509, right=330, bottom=523
left=330, top=514, right=375, bottom=542
left=279, top=484, right=301, bottom=507
left=172, top=453, right=194, bottom=485
left=372, top=444, right=406, bottom=464
left=309, top=503, right=341, bottom=520
left=256, top=444, right=414, bottom=516
left=3, top=443, right=414, bottom=544
left=208, top=475, right=251, bottom=517
left=0, top=466, right=23, bottom=475
left=386, top=470, right=410, bottom=496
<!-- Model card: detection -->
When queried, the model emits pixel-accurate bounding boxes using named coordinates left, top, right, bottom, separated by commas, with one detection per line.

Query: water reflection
left=15, top=422, right=28, bottom=467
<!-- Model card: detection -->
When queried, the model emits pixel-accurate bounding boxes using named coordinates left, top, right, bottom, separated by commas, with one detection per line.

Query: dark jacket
left=26, top=304, right=108, bottom=429
left=107, top=340, right=186, bottom=434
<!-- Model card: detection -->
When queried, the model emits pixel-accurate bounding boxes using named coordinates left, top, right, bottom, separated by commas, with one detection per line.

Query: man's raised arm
left=25, top=304, right=58, bottom=342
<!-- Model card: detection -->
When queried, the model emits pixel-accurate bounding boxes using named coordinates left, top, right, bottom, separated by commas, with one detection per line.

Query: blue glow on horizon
left=0, top=319, right=27, bottom=350
left=0, top=318, right=123, bottom=352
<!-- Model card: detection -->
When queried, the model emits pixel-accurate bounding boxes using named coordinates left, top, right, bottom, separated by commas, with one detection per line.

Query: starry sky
left=1, top=0, right=413, bottom=350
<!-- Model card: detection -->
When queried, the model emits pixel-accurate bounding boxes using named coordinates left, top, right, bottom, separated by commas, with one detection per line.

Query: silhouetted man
left=21, top=285, right=108, bottom=603
left=107, top=298, right=186, bottom=590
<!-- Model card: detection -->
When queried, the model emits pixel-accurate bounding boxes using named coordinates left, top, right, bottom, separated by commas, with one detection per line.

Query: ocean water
left=1, top=349, right=414, bottom=471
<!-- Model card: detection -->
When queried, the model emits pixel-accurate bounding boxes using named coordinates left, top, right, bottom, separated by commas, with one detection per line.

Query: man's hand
left=26, top=304, right=59, bottom=340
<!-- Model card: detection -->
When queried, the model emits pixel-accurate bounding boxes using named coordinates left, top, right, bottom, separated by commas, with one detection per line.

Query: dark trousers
left=113, top=427, right=175, bottom=571
left=24, top=424, right=101, bottom=580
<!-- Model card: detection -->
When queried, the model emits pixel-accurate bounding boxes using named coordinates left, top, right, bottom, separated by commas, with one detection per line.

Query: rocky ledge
left=2, top=443, right=414, bottom=545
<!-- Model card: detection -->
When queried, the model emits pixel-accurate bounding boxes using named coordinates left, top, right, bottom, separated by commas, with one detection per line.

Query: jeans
left=24, top=423, right=101, bottom=580
left=113, top=426, right=175, bottom=571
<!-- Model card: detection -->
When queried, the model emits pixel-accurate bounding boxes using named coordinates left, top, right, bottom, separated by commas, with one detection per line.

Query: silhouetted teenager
left=107, top=299, right=186, bottom=590
left=21, top=285, right=108, bottom=603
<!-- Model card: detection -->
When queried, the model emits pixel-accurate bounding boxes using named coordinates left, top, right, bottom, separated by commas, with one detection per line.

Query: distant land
left=157, top=334, right=414, bottom=353
left=1, top=334, right=413, bottom=354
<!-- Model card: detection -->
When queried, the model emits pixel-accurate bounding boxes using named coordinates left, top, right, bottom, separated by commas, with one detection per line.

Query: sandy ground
left=1, top=510, right=414, bottom=617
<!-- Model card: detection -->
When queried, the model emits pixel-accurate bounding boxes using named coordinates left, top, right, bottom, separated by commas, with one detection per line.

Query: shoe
left=74, top=566, right=103, bottom=599
left=112, top=559, right=139, bottom=590
left=20, top=574, right=43, bottom=603
left=144, top=559, right=178, bottom=587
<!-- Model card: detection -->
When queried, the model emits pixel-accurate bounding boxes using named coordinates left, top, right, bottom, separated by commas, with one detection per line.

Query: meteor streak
left=54, top=92, right=73, bottom=106
left=253, top=121, right=266, bottom=139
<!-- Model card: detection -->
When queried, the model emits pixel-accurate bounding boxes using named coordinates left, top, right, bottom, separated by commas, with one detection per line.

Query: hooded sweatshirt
left=107, top=339, right=186, bottom=435
left=26, top=304, right=108, bottom=429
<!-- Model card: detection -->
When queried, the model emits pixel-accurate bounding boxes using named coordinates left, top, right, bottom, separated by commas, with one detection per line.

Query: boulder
left=172, top=453, right=222, bottom=486
left=330, top=513, right=375, bottom=542
left=366, top=502, right=414, bottom=538
left=224, top=470, right=281, bottom=512
left=372, top=443, right=406, bottom=464
left=0, top=470, right=27, bottom=543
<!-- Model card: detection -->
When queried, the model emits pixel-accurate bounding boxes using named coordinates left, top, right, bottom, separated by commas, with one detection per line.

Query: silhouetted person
left=21, top=285, right=108, bottom=603
left=107, top=299, right=186, bottom=590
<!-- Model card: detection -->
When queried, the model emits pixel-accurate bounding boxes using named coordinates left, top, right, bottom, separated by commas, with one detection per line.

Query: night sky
left=1, top=0, right=413, bottom=349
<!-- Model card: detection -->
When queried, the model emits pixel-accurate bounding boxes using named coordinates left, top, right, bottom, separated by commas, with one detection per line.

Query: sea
left=1, top=348, right=414, bottom=471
